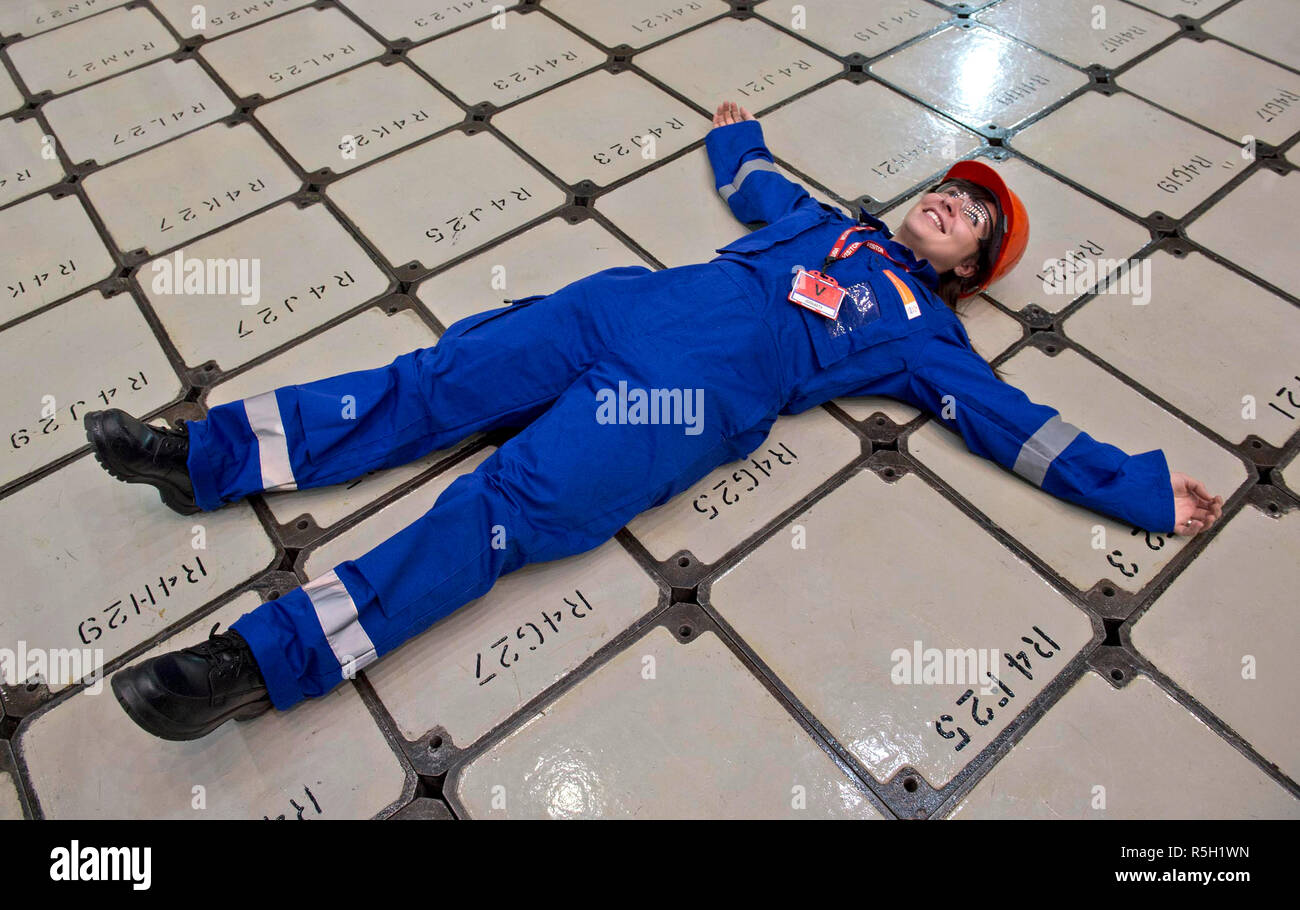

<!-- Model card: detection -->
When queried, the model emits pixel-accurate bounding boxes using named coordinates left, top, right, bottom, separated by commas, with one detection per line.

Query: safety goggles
left=932, top=181, right=997, bottom=242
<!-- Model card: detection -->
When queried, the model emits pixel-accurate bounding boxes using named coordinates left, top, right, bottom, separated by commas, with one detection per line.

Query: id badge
left=787, top=268, right=845, bottom=319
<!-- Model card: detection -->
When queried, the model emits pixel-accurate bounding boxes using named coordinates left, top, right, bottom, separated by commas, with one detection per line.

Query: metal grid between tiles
left=0, top=0, right=1295, bottom=820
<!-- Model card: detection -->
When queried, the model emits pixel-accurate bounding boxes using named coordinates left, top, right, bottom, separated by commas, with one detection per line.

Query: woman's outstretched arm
left=902, top=333, right=1223, bottom=536
left=705, top=100, right=832, bottom=226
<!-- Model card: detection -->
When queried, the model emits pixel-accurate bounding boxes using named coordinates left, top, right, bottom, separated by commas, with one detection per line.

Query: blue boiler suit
left=186, top=119, right=1177, bottom=710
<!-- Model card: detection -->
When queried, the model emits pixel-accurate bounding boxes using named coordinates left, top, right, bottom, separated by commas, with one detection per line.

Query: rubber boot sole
left=111, top=663, right=272, bottom=741
left=84, top=411, right=201, bottom=515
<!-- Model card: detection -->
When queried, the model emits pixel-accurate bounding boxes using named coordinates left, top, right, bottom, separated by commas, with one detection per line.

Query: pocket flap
left=442, top=293, right=546, bottom=339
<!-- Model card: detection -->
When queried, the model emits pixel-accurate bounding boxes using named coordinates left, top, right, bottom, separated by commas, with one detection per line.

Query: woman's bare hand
left=712, top=100, right=756, bottom=127
left=1170, top=471, right=1223, bottom=536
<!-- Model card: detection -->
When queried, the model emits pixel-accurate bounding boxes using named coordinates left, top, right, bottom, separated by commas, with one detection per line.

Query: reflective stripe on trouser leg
left=302, top=569, right=377, bottom=680
left=1012, top=414, right=1081, bottom=487
left=242, top=390, right=297, bottom=492
left=719, top=158, right=779, bottom=202
left=228, top=564, right=381, bottom=710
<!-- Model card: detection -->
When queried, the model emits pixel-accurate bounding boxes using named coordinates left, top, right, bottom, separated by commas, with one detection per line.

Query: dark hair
left=930, top=179, right=1009, bottom=383
left=934, top=178, right=999, bottom=288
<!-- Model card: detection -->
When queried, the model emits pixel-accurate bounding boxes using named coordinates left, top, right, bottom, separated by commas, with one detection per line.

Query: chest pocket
left=805, top=267, right=933, bottom=369
left=714, top=204, right=836, bottom=255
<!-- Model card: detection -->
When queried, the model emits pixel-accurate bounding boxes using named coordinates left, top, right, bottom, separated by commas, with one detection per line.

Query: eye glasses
left=933, top=183, right=995, bottom=240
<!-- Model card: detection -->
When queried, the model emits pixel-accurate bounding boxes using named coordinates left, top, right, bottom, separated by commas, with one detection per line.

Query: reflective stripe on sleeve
left=719, top=157, right=779, bottom=202
left=242, top=390, right=297, bottom=492
left=1012, top=414, right=1082, bottom=487
left=302, top=569, right=377, bottom=678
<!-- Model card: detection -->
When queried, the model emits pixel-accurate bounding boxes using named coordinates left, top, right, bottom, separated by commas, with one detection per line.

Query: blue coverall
left=186, top=119, right=1177, bottom=710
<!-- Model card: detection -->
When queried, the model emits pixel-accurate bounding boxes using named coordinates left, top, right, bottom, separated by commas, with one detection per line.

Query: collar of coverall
left=855, top=205, right=942, bottom=292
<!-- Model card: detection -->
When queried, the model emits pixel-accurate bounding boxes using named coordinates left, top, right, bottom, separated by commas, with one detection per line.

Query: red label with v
left=787, top=268, right=845, bottom=319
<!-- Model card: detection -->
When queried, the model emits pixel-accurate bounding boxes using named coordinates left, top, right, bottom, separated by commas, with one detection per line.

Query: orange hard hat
left=939, top=159, right=1029, bottom=298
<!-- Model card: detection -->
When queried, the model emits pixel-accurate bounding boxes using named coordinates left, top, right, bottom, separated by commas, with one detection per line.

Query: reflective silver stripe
left=1012, top=414, right=1082, bottom=487
left=719, top=157, right=778, bottom=202
left=242, top=390, right=297, bottom=492
left=303, top=569, right=377, bottom=678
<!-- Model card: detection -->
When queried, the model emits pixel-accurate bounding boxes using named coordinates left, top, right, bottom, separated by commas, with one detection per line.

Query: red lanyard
left=821, top=225, right=910, bottom=273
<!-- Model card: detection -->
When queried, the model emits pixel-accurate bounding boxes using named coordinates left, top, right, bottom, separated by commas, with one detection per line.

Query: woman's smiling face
left=894, top=182, right=998, bottom=277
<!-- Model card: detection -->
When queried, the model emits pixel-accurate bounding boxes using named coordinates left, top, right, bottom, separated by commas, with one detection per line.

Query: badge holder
left=787, top=268, right=845, bottom=319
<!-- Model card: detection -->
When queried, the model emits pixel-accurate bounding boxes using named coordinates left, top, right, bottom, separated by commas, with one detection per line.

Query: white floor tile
left=1276, top=445, right=1295, bottom=489
left=42, top=58, right=233, bottom=166
left=204, top=305, right=478, bottom=530
left=872, top=24, right=1089, bottom=131
left=325, top=129, right=566, bottom=269
left=6, top=6, right=176, bottom=96
left=1186, top=167, right=1300, bottom=298
left=755, top=0, right=950, bottom=58
left=1203, top=0, right=1300, bottom=70
left=200, top=301, right=490, bottom=535
left=950, top=673, right=1300, bottom=818
left=1117, top=37, right=1300, bottom=146
left=81, top=121, right=300, bottom=254
left=1064, top=249, right=1300, bottom=447
left=627, top=406, right=862, bottom=563
left=256, top=61, right=462, bottom=175
left=151, top=0, right=311, bottom=39
left=140, top=201, right=390, bottom=371
left=0, top=0, right=127, bottom=38
left=543, top=0, right=728, bottom=50
left=977, top=0, right=1178, bottom=69
left=0, top=289, right=179, bottom=486
left=1012, top=91, right=1243, bottom=218
left=263, top=437, right=480, bottom=533
left=338, top=0, right=504, bottom=43
left=1132, top=506, right=1300, bottom=782
left=636, top=16, right=842, bottom=114
left=1126, top=0, right=1233, bottom=17
left=407, top=8, right=606, bottom=108
left=491, top=68, right=708, bottom=187
left=0, top=116, right=66, bottom=205
left=19, top=591, right=406, bottom=818
left=0, top=765, right=21, bottom=819
left=0, top=194, right=116, bottom=326
left=0, top=65, right=23, bottom=114
left=454, top=627, right=883, bottom=818
left=758, top=79, right=981, bottom=203
left=0, top=455, right=273, bottom=691
left=199, top=6, right=385, bottom=101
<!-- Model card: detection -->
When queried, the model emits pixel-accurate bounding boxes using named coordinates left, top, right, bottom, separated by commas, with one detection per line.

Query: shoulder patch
left=881, top=269, right=923, bottom=320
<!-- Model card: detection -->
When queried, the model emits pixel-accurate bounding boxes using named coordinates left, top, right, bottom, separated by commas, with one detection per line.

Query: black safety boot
left=111, top=624, right=273, bottom=741
left=84, top=408, right=200, bottom=515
